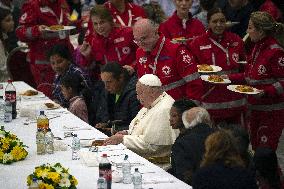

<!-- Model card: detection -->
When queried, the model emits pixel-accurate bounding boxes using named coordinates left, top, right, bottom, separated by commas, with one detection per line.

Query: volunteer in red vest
left=189, top=8, right=246, bottom=126
left=159, top=0, right=205, bottom=43
left=227, top=11, right=284, bottom=150
left=104, top=0, right=146, bottom=27
left=16, top=0, right=74, bottom=97
left=134, top=18, right=203, bottom=101
left=79, top=5, right=137, bottom=80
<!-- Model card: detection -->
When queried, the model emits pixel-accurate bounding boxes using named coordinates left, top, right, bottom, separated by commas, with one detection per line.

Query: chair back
left=6, top=46, right=36, bottom=88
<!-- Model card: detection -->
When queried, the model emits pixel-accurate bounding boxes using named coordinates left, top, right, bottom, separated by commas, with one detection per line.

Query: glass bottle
left=132, top=168, right=142, bottom=189
left=122, top=154, right=132, bottom=184
left=45, top=128, right=54, bottom=154
left=72, top=134, right=80, bottom=160
left=37, top=111, right=49, bottom=131
left=99, top=154, right=112, bottom=189
left=36, top=128, right=46, bottom=155
left=4, top=80, right=17, bottom=119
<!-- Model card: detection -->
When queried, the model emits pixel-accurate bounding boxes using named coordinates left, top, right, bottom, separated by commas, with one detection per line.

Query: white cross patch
left=258, top=65, right=267, bottom=75
left=183, top=54, right=192, bottom=64
left=278, top=57, right=284, bottom=66
left=162, top=66, right=171, bottom=75
left=180, top=50, right=186, bottom=55
left=139, top=57, right=147, bottom=64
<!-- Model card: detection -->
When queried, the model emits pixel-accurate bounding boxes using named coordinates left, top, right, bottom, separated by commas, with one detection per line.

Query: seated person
left=47, top=44, right=93, bottom=108
left=61, top=73, right=92, bottom=123
left=192, top=130, right=258, bottom=189
left=95, top=62, right=140, bottom=135
left=103, top=74, right=178, bottom=169
left=171, top=106, right=214, bottom=184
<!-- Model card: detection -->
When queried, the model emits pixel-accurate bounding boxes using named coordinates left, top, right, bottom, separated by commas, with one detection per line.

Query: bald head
left=133, top=18, right=159, bottom=51
left=182, top=107, right=211, bottom=129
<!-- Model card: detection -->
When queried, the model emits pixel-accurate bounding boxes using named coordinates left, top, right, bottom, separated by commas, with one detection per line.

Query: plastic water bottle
left=0, top=97, right=4, bottom=120
left=4, top=80, right=17, bottom=119
left=72, top=134, right=80, bottom=160
left=122, top=154, right=132, bottom=184
left=99, top=154, right=112, bottom=189
left=4, top=100, right=12, bottom=122
left=97, top=175, right=107, bottom=189
left=132, top=168, right=142, bottom=189
left=36, top=128, right=46, bottom=155
left=29, top=178, right=39, bottom=189
left=45, top=128, right=54, bottom=154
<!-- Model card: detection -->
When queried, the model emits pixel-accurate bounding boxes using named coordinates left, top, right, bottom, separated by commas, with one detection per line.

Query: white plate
left=198, top=65, right=222, bottom=73
left=43, top=102, right=61, bottom=110
left=45, top=26, right=76, bottom=32
left=201, top=75, right=231, bottom=84
left=227, top=85, right=261, bottom=95
left=238, top=61, right=247, bottom=64
left=20, top=91, right=45, bottom=99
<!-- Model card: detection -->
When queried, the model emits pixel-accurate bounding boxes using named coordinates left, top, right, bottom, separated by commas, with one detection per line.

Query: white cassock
left=123, top=92, right=178, bottom=168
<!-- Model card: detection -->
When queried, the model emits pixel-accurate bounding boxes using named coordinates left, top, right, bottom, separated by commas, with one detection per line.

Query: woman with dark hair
left=254, top=147, right=283, bottom=189
left=227, top=11, right=284, bottom=151
left=95, top=62, right=140, bottom=135
left=189, top=8, right=246, bottom=127
left=0, top=8, right=14, bottom=82
left=61, top=73, right=90, bottom=123
left=192, top=130, right=258, bottom=189
left=169, top=100, right=214, bottom=184
left=79, top=5, right=138, bottom=79
left=142, top=1, right=166, bottom=24
left=47, top=44, right=93, bottom=108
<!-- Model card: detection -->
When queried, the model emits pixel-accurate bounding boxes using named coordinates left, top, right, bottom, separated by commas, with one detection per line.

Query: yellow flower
left=0, top=150, right=4, bottom=160
left=70, top=176, right=78, bottom=185
left=39, top=183, right=54, bottom=189
left=11, top=146, right=23, bottom=161
left=1, top=140, right=10, bottom=152
left=36, top=168, right=49, bottom=178
left=47, top=172, right=60, bottom=184
left=27, top=175, right=32, bottom=186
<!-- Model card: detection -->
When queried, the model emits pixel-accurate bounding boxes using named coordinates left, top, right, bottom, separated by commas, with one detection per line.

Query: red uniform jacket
left=230, top=36, right=284, bottom=109
left=136, top=35, right=203, bottom=101
left=260, top=0, right=283, bottom=22
left=16, top=0, right=73, bottom=65
left=104, top=2, right=146, bottom=27
left=189, top=31, right=246, bottom=121
left=81, top=26, right=137, bottom=67
left=159, top=11, right=205, bottom=41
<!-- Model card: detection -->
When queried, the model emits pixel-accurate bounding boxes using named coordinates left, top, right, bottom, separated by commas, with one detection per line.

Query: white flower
left=3, top=153, right=13, bottom=163
left=54, top=165, right=63, bottom=173
left=61, top=173, right=69, bottom=179
left=59, top=178, right=71, bottom=188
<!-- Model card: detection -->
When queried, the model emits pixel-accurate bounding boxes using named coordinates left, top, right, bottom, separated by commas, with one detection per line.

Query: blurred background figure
left=192, top=130, right=258, bottom=189
left=142, top=0, right=166, bottom=24
left=95, top=62, right=140, bottom=135
left=0, top=7, right=14, bottom=82
left=189, top=8, right=246, bottom=127
left=253, top=147, right=284, bottom=189
left=159, top=0, right=205, bottom=42
left=193, top=0, right=217, bottom=28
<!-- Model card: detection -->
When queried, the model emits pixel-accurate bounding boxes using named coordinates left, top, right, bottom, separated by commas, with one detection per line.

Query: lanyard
left=40, top=6, right=63, bottom=24
left=116, top=9, right=132, bottom=27
left=209, top=38, right=230, bottom=66
left=148, top=37, right=166, bottom=74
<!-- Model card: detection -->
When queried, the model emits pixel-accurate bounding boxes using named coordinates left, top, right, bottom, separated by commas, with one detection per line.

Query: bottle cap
left=124, top=154, right=129, bottom=160
left=73, top=134, right=77, bottom=137
left=40, top=110, right=44, bottom=115
left=102, top=154, right=107, bottom=157
left=7, top=80, right=13, bottom=83
left=135, top=168, right=138, bottom=171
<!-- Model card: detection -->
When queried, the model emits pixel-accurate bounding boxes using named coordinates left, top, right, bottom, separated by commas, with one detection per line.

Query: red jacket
left=81, top=26, right=137, bottom=67
left=159, top=11, right=205, bottom=41
left=189, top=31, right=246, bottom=120
left=104, top=2, right=146, bottom=27
left=136, top=35, right=203, bottom=101
left=260, top=0, right=282, bottom=22
left=230, top=36, right=284, bottom=110
left=16, top=0, right=73, bottom=65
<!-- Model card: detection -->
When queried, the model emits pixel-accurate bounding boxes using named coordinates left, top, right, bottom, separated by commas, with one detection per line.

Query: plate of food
left=198, top=64, right=222, bottom=73
left=44, top=102, right=60, bottom=110
left=45, top=25, right=76, bottom=32
left=20, top=90, right=45, bottom=99
left=227, top=85, right=261, bottom=94
left=201, top=75, right=231, bottom=84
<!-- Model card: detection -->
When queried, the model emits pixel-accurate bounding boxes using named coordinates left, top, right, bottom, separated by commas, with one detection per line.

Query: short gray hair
left=182, top=108, right=211, bottom=129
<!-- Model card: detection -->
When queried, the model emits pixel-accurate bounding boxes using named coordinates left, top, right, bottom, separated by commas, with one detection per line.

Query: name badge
left=114, top=37, right=125, bottom=44
left=200, top=44, right=211, bottom=50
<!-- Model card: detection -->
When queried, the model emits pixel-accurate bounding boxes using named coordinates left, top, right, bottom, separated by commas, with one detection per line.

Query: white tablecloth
left=0, top=82, right=192, bottom=189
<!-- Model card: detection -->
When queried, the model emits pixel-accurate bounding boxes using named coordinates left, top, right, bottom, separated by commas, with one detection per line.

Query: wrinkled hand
left=39, top=25, right=48, bottom=33
left=103, top=134, right=124, bottom=145
left=95, top=123, right=108, bottom=129
left=123, top=65, right=135, bottom=75
left=80, top=41, right=91, bottom=57
left=115, top=130, right=128, bottom=135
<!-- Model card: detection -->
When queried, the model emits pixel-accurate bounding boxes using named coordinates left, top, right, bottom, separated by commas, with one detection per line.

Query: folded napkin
left=80, top=150, right=100, bottom=167
left=143, top=178, right=175, bottom=184
left=63, top=125, right=92, bottom=131
left=97, top=144, right=126, bottom=152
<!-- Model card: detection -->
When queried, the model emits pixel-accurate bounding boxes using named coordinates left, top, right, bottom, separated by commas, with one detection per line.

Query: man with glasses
left=133, top=18, right=203, bottom=102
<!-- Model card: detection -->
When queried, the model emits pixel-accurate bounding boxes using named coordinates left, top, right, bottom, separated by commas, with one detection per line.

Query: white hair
left=182, top=108, right=211, bottom=129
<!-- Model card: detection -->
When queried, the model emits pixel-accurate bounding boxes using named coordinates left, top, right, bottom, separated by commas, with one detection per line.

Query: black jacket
left=96, top=75, right=140, bottom=131
left=171, top=123, right=214, bottom=184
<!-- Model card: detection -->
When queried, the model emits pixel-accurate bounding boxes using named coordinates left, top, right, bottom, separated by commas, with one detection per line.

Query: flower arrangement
left=0, top=126, right=28, bottom=164
left=27, top=163, right=78, bottom=189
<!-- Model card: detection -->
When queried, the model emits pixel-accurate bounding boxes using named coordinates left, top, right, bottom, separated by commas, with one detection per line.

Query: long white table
left=0, top=82, right=192, bottom=189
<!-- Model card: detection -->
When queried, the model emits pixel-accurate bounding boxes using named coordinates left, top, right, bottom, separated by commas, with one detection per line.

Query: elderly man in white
left=103, top=74, right=177, bottom=168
